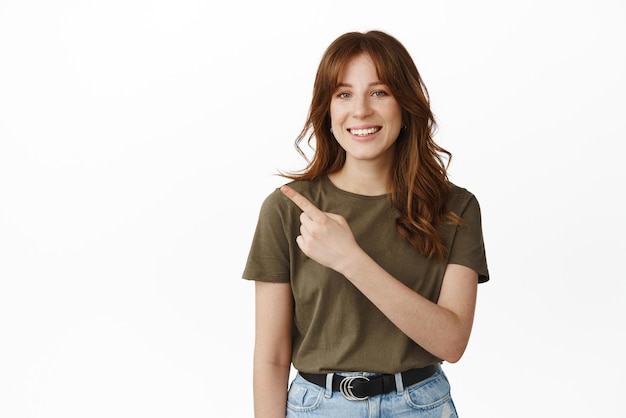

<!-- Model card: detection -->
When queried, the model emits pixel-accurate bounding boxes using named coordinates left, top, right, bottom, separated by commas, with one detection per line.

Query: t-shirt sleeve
left=242, top=189, right=292, bottom=283
left=447, top=193, right=490, bottom=283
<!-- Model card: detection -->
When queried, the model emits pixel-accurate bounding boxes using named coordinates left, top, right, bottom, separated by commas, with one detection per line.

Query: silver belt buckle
left=339, top=375, right=370, bottom=401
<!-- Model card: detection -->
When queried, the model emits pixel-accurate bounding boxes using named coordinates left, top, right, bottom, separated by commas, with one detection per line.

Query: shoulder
left=285, top=177, right=327, bottom=199
left=447, top=183, right=483, bottom=218
left=263, top=178, right=325, bottom=203
left=259, top=178, right=325, bottom=214
left=445, top=183, right=489, bottom=282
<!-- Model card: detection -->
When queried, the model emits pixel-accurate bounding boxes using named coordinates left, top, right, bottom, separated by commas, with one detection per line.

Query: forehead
left=337, top=53, right=380, bottom=82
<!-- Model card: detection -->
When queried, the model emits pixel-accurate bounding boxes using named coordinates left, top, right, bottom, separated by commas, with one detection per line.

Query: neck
left=328, top=161, right=392, bottom=196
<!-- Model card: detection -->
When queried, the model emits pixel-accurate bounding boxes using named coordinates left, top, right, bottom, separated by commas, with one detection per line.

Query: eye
left=372, top=90, right=387, bottom=97
left=337, top=92, right=351, bottom=99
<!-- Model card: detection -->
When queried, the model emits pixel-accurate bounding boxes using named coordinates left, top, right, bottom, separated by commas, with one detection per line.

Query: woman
left=243, top=30, right=489, bottom=417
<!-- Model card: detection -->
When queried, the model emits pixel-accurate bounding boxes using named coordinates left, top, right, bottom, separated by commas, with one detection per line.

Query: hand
left=280, top=185, right=362, bottom=274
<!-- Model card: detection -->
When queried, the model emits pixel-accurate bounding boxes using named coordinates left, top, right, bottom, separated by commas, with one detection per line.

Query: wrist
left=337, top=247, right=371, bottom=281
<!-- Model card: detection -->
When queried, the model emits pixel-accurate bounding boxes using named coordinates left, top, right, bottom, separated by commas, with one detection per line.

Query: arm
left=253, top=281, right=293, bottom=418
left=280, top=185, right=478, bottom=363
left=342, top=256, right=477, bottom=363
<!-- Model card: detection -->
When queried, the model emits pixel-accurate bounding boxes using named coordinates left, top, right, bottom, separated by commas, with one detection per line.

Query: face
left=330, top=53, right=403, bottom=169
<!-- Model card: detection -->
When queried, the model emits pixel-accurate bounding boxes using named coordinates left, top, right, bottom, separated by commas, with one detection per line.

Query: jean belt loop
left=394, top=371, right=405, bottom=395
left=325, top=373, right=334, bottom=398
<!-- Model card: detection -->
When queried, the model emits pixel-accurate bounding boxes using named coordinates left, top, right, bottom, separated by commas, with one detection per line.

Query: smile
left=349, top=127, right=380, bottom=136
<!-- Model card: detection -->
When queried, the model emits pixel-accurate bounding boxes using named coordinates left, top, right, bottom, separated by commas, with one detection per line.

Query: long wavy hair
left=282, top=30, right=461, bottom=261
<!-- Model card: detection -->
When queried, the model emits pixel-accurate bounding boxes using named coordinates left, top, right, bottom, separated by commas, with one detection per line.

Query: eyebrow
left=335, top=81, right=387, bottom=88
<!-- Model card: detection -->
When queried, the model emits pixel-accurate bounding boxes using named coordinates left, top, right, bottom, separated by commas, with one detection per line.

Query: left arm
left=280, top=185, right=478, bottom=363
left=342, top=254, right=477, bottom=363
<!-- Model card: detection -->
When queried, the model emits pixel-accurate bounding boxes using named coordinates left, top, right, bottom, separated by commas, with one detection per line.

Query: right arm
left=253, top=281, right=293, bottom=418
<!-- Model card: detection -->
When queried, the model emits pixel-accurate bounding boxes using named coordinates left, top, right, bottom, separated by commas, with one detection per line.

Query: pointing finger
left=280, top=185, right=326, bottom=222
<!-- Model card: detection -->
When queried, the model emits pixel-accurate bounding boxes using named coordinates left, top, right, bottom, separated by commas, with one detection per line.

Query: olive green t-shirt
left=242, top=176, right=489, bottom=374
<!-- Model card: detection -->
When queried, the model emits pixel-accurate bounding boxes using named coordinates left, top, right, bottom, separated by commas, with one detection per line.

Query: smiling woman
left=242, top=30, right=489, bottom=418
left=328, top=53, right=403, bottom=179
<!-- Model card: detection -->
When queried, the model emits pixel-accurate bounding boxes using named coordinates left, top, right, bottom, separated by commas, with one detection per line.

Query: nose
left=352, top=95, right=373, bottom=117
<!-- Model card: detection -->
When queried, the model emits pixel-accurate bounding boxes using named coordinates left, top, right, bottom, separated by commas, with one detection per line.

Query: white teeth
left=350, top=127, right=379, bottom=136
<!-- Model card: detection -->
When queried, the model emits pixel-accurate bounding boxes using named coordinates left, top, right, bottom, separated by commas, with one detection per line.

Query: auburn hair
left=282, top=30, right=461, bottom=261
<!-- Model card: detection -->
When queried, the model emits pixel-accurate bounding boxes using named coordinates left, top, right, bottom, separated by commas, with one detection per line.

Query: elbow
left=441, top=348, right=465, bottom=364
left=439, top=338, right=469, bottom=364
left=439, top=320, right=473, bottom=363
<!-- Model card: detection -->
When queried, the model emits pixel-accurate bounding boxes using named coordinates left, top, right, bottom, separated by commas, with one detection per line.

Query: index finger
left=280, top=185, right=326, bottom=221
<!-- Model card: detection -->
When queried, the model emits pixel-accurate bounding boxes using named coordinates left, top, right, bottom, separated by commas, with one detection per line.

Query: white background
left=1, top=1, right=624, bottom=416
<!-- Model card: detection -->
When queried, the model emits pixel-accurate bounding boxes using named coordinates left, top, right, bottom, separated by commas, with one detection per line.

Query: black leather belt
left=299, top=364, right=440, bottom=401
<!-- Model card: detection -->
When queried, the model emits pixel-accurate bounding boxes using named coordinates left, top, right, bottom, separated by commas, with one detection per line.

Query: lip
left=348, top=124, right=380, bottom=131
left=347, top=125, right=382, bottom=141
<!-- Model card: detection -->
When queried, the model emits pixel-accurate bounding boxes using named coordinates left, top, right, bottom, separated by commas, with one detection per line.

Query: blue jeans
left=286, top=368, right=458, bottom=417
